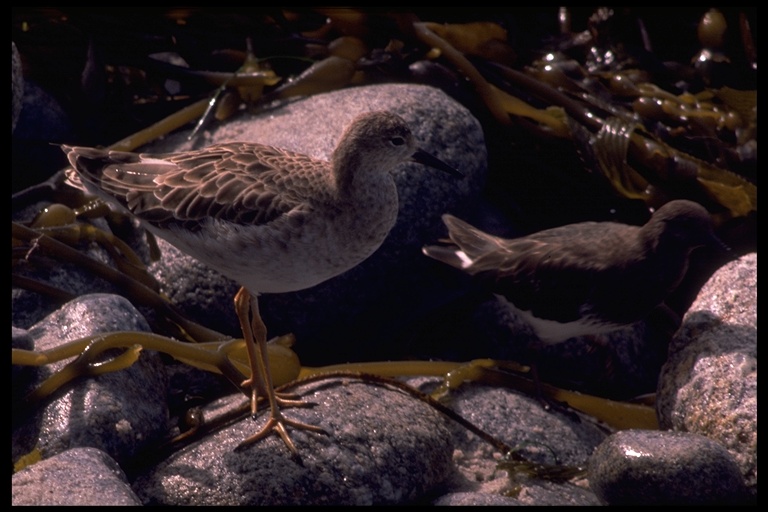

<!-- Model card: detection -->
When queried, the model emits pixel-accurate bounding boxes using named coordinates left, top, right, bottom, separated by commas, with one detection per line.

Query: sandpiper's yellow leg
left=234, top=286, right=325, bottom=454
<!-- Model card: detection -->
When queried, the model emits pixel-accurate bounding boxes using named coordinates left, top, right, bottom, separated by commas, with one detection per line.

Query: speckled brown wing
left=65, top=142, right=318, bottom=232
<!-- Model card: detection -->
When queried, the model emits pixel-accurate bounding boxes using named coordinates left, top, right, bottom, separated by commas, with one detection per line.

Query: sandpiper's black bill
left=411, top=149, right=463, bottom=178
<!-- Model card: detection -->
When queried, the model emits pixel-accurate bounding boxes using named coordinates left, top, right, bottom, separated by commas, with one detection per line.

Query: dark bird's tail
left=422, top=214, right=505, bottom=272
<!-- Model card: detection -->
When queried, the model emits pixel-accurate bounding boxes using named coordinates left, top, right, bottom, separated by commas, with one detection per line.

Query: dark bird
left=422, top=200, right=727, bottom=346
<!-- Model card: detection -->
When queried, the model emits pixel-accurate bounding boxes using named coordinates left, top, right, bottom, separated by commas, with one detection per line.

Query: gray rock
left=12, top=447, right=142, bottom=506
left=13, top=78, right=73, bottom=141
left=12, top=41, right=24, bottom=132
left=433, top=491, right=524, bottom=506
left=509, top=481, right=603, bottom=506
left=433, top=482, right=601, bottom=506
left=656, top=253, right=757, bottom=494
left=133, top=378, right=455, bottom=505
left=411, top=376, right=606, bottom=505
left=588, top=429, right=751, bottom=505
left=439, top=383, right=607, bottom=469
left=12, top=75, right=77, bottom=193
left=12, top=294, right=169, bottom=468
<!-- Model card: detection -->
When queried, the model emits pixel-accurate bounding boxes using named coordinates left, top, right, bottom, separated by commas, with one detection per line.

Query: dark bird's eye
left=390, top=136, right=406, bottom=146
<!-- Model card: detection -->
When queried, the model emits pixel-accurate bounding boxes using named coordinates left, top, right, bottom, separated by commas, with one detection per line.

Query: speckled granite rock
left=588, top=429, right=751, bottom=505
left=12, top=447, right=142, bottom=506
left=12, top=41, right=24, bottom=132
left=133, top=381, right=456, bottom=505
left=12, top=294, right=169, bottom=467
left=657, top=252, right=757, bottom=497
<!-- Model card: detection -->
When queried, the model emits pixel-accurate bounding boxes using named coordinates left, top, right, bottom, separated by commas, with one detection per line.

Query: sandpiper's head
left=332, top=111, right=461, bottom=182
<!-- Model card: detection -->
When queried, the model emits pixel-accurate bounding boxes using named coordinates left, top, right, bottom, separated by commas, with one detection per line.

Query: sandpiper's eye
left=390, top=136, right=406, bottom=146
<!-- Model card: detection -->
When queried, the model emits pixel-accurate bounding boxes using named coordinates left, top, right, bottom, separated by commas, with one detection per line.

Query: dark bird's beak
left=709, top=231, right=732, bottom=255
left=411, top=149, right=463, bottom=178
